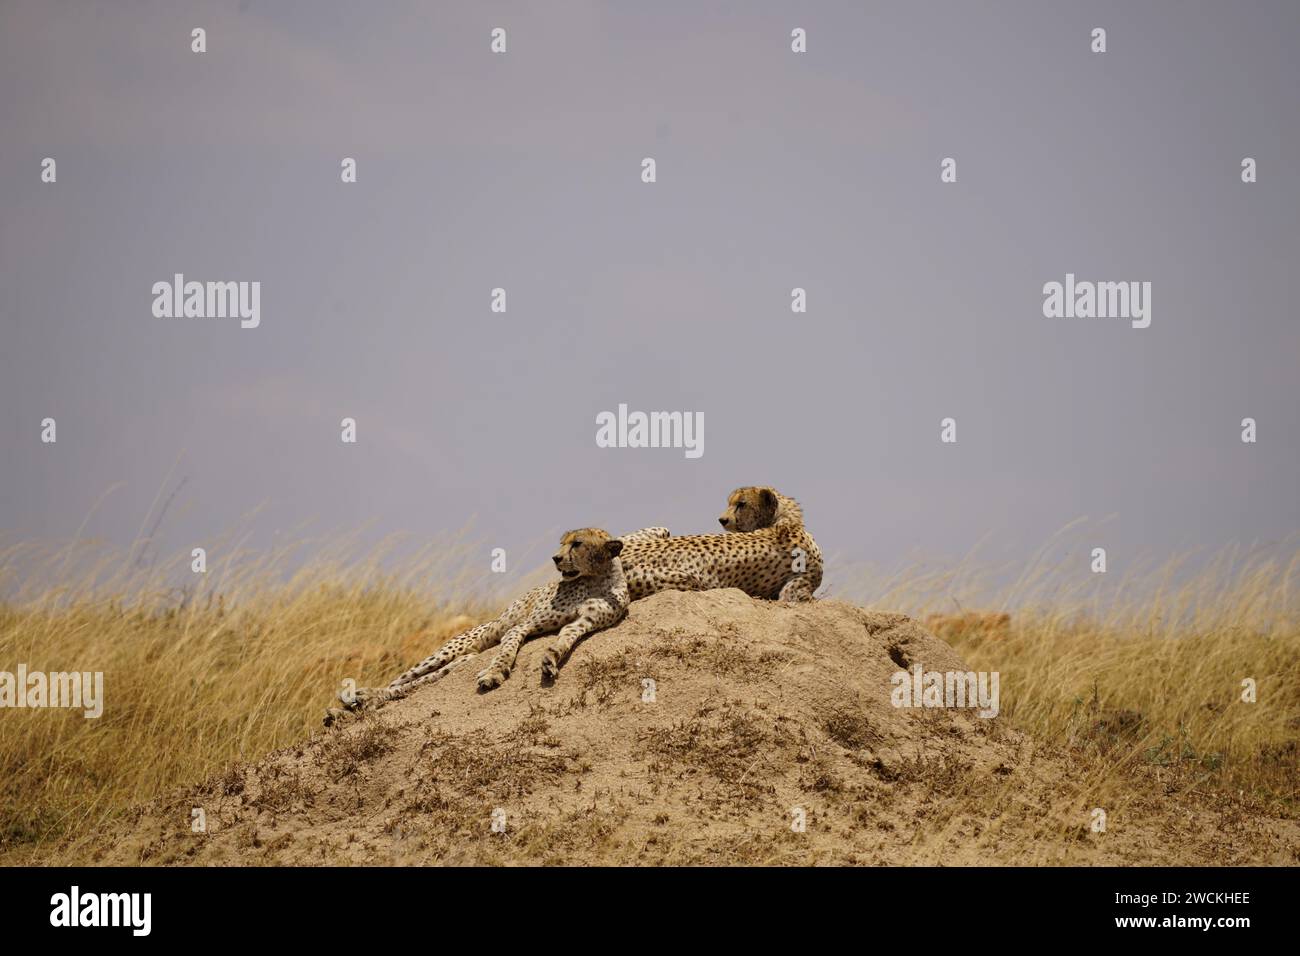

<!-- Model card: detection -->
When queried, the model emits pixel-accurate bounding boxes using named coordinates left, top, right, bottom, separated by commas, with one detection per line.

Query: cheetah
left=324, top=528, right=629, bottom=724
left=324, top=487, right=820, bottom=721
left=620, top=486, right=823, bottom=603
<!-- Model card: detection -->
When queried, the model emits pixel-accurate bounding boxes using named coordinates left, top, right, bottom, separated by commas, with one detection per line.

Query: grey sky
left=2, top=1, right=1297, bottom=595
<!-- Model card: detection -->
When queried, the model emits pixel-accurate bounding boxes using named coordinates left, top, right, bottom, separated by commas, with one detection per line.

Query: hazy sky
left=2, top=1, right=1297, bottom=593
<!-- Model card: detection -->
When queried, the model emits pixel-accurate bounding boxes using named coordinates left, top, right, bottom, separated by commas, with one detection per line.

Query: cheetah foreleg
left=539, top=623, right=586, bottom=683
left=475, top=623, right=534, bottom=691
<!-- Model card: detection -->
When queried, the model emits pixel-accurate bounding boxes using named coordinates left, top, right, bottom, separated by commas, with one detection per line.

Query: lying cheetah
left=324, top=528, right=629, bottom=724
left=621, top=486, right=823, bottom=602
left=324, top=486, right=820, bottom=721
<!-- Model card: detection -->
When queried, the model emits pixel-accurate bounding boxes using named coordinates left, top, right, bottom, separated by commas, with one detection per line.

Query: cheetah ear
left=759, top=488, right=777, bottom=510
left=605, top=539, right=624, bottom=558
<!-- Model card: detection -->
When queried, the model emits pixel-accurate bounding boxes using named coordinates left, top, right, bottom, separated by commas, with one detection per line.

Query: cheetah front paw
left=476, top=666, right=508, bottom=692
left=540, top=649, right=562, bottom=683
left=338, top=686, right=375, bottom=710
left=323, top=706, right=354, bottom=728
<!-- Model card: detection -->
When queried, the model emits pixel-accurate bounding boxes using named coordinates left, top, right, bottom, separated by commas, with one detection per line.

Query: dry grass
left=845, top=529, right=1300, bottom=818
left=0, top=526, right=1297, bottom=865
left=0, top=531, right=514, bottom=860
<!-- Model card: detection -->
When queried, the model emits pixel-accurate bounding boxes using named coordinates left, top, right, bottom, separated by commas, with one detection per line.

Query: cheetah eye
left=736, top=502, right=745, bottom=509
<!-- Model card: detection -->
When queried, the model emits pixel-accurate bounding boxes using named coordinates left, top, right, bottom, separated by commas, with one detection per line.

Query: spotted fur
left=324, top=529, right=628, bottom=724
left=620, top=486, right=822, bottom=602
left=323, top=488, right=821, bottom=721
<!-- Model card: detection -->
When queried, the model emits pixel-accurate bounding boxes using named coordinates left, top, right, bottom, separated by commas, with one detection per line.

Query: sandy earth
left=78, top=590, right=1297, bottom=866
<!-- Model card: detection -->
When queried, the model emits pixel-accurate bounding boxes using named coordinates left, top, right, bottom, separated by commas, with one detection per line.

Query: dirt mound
left=85, top=590, right=1296, bottom=865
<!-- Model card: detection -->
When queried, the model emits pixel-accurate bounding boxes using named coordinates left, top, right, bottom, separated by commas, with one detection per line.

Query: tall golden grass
left=1, top=526, right=1296, bottom=864
left=844, top=529, right=1300, bottom=819
left=0, top=529, right=531, bottom=861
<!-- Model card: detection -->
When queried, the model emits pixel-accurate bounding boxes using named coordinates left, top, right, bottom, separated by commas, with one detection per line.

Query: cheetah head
left=718, top=486, right=779, bottom=532
left=553, top=528, right=624, bottom=580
